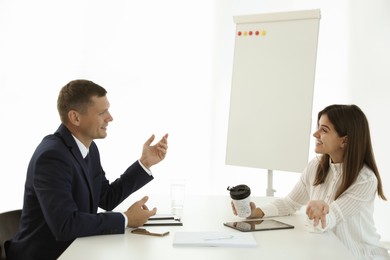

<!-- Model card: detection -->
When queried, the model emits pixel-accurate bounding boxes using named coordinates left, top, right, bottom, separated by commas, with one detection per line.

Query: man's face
left=77, top=95, right=113, bottom=146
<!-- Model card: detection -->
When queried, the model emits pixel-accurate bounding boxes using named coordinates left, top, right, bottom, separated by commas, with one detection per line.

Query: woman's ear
left=341, top=136, right=348, bottom=148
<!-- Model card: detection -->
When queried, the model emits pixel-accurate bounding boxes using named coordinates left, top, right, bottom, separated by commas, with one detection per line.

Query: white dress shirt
left=261, top=157, right=390, bottom=260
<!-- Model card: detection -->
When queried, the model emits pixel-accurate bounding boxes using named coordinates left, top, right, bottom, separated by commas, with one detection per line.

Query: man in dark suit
left=6, top=79, right=168, bottom=260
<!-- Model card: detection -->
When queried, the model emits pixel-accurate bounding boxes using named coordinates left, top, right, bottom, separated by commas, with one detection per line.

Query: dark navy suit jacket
left=6, top=124, right=153, bottom=260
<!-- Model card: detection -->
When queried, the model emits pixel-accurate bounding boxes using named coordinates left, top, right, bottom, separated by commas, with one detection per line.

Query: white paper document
left=173, top=232, right=257, bottom=248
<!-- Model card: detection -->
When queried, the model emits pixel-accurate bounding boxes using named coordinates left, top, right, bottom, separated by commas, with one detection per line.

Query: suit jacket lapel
left=55, top=124, right=96, bottom=212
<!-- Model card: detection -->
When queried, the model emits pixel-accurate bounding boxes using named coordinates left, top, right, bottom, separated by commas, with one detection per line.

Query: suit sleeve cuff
left=138, top=160, right=153, bottom=176
left=121, top=212, right=128, bottom=228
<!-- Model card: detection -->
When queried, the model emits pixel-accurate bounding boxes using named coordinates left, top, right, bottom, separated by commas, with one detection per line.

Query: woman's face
left=313, top=114, right=347, bottom=163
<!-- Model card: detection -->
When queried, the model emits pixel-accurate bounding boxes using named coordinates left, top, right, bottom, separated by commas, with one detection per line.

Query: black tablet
left=223, top=219, right=294, bottom=232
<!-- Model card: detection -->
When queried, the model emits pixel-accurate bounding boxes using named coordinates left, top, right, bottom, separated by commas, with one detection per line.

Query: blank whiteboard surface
left=226, top=9, right=321, bottom=173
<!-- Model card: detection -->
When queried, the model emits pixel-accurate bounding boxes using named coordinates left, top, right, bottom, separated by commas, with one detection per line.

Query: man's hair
left=57, top=79, right=107, bottom=124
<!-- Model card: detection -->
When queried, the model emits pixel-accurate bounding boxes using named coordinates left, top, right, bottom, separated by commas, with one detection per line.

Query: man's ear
left=68, top=110, right=81, bottom=126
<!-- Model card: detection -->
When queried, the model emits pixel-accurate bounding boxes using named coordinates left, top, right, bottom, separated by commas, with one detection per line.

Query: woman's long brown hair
left=314, top=104, right=386, bottom=200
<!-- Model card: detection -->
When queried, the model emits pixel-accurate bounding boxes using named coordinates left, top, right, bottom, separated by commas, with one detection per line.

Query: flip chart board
left=226, top=9, right=321, bottom=173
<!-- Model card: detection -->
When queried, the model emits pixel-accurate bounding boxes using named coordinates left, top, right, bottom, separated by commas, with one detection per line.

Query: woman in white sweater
left=232, top=104, right=389, bottom=260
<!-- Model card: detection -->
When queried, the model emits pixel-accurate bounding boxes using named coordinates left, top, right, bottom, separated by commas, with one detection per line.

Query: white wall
left=345, top=0, right=390, bottom=241
left=1, top=0, right=389, bottom=241
left=0, top=0, right=216, bottom=209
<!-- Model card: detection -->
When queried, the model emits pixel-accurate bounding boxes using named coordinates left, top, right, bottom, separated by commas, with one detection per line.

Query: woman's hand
left=306, top=200, right=329, bottom=229
left=231, top=201, right=264, bottom=218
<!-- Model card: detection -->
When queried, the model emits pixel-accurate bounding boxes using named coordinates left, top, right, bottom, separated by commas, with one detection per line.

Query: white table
left=59, top=195, right=355, bottom=260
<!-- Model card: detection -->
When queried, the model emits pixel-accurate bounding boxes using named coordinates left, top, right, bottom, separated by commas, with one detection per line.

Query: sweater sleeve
left=261, top=159, right=318, bottom=217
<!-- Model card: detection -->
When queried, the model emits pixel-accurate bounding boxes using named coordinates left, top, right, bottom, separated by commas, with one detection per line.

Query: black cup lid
left=227, top=184, right=251, bottom=200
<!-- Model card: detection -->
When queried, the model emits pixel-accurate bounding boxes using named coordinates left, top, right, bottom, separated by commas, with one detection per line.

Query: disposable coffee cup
left=228, top=184, right=251, bottom=218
